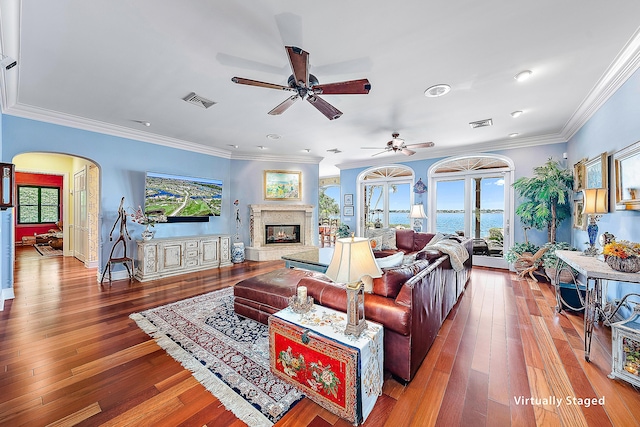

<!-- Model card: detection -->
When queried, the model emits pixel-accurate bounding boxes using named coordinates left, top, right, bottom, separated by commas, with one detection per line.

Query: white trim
left=0, top=286, right=16, bottom=311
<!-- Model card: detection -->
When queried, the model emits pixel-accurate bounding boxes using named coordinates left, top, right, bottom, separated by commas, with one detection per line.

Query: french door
left=430, top=171, right=512, bottom=269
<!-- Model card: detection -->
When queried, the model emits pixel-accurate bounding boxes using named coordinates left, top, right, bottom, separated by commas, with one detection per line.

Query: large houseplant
left=512, top=158, right=573, bottom=244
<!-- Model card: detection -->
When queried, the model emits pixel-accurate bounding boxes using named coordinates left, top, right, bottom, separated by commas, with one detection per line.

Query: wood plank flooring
left=1, top=246, right=638, bottom=426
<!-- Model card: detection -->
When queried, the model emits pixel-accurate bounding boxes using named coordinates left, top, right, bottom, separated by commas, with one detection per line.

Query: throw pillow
left=369, top=236, right=383, bottom=251
left=375, top=251, right=404, bottom=269
left=367, top=228, right=398, bottom=250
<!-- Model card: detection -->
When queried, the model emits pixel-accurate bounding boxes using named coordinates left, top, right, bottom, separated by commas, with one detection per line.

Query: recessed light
left=228, top=144, right=238, bottom=149
left=424, top=84, right=451, bottom=98
left=258, top=145, right=266, bottom=150
left=133, top=120, right=151, bottom=127
left=266, top=134, right=281, bottom=140
left=510, top=110, right=523, bottom=118
left=514, top=70, right=532, bottom=82
left=509, top=133, right=519, bottom=138
left=304, top=148, right=311, bottom=153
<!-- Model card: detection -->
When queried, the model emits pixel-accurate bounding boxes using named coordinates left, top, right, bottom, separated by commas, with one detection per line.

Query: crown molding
left=230, top=151, right=323, bottom=164
left=336, top=133, right=566, bottom=171
left=4, top=102, right=234, bottom=158
left=561, top=28, right=640, bottom=140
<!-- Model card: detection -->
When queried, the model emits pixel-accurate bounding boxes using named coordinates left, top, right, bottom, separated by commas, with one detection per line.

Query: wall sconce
left=0, top=163, right=15, bottom=210
left=325, top=235, right=382, bottom=337
left=582, top=188, right=608, bottom=256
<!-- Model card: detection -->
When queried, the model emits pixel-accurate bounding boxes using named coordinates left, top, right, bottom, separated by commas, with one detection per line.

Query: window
left=17, top=185, right=60, bottom=224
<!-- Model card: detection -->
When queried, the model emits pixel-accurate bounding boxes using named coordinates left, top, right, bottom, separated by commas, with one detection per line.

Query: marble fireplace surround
left=245, top=204, right=316, bottom=261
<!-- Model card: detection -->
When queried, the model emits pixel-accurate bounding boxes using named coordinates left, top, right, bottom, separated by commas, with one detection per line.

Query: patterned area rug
left=130, top=287, right=302, bottom=427
left=34, top=244, right=63, bottom=257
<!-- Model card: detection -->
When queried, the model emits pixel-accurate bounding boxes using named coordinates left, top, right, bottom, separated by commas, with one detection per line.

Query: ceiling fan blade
left=313, top=79, right=372, bottom=95
left=361, top=147, right=384, bottom=149
left=268, top=95, right=299, bottom=115
left=232, top=77, right=294, bottom=91
left=405, top=142, right=435, bottom=149
left=286, top=46, right=309, bottom=87
left=401, top=148, right=416, bottom=156
left=307, top=95, right=342, bottom=120
left=371, top=149, right=391, bottom=157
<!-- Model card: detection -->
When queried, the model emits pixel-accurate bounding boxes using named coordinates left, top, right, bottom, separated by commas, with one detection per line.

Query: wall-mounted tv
left=145, top=171, right=222, bottom=222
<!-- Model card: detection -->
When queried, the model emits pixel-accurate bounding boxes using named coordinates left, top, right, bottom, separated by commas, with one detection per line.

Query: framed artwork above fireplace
left=264, top=170, right=301, bottom=200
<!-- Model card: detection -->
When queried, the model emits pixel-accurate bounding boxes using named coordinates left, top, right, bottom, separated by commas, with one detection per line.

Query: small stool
left=100, top=257, right=134, bottom=285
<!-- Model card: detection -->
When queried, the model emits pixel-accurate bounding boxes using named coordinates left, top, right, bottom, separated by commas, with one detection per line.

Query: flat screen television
left=144, top=171, right=222, bottom=222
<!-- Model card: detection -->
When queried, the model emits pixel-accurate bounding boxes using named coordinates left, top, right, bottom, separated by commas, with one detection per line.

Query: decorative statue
left=107, top=196, right=131, bottom=259
left=234, top=199, right=241, bottom=241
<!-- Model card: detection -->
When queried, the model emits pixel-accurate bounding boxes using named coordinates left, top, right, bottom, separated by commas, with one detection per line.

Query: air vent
left=183, top=92, right=216, bottom=109
left=469, top=118, right=493, bottom=129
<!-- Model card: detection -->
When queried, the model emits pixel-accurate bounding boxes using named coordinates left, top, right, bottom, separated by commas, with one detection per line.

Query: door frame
left=428, top=154, right=515, bottom=269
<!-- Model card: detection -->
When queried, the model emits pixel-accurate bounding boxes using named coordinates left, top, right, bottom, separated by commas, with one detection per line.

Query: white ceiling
left=2, top=0, right=640, bottom=177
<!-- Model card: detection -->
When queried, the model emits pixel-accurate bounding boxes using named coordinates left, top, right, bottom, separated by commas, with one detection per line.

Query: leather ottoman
left=233, top=268, right=329, bottom=324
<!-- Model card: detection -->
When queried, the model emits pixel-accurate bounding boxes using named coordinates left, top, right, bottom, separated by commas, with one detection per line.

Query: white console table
left=135, top=234, right=231, bottom=282
left=555, top=250, right=640, bottom=362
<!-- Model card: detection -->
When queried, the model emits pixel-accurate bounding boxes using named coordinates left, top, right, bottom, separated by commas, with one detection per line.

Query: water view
left=389, top=211, right=504, bottom=238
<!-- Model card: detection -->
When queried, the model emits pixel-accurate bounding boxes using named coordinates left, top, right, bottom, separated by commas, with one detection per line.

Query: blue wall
left=0, top=115, right=319, bottom=291
left=567, top=67, right=640, bottom=316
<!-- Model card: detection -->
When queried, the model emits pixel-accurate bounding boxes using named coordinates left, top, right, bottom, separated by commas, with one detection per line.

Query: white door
left=73, top=167, right=88, bottom=262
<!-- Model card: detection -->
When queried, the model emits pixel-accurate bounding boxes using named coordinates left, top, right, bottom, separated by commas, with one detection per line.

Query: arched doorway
left=428, top=154, right=514, bottom=269
left=357, top=165, right=415, bottom=236
left=13, top=152, right=100, bottom=268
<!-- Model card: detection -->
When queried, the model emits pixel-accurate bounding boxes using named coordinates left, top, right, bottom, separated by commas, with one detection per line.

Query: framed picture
left=344, top=194, right=353, bottom=206
left=344, top=205, right=354, bottom=216
left=573, top=159, right=586, bottom=192
left=264, top=170, right=301, bottom=200
left=585, top=152, right=608, bottom=189
left=573, top=200, right=586, bottom=230
left=613, top=140, right=640, bottom=210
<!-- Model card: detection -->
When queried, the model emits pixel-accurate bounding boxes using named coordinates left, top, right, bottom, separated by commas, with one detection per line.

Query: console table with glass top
left=554, top=250, right=640, bottom=362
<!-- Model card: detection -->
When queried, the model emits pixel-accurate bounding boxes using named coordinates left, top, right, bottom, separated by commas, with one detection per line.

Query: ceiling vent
left=469, top=118, right=493, bottom=129
left=183, top=92, right=216, bottom=109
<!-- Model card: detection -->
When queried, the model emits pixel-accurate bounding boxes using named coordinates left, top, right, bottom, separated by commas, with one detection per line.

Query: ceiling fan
left=362, top=133, right=435, bottom=156
left=231, top=46, right=371, bottom=120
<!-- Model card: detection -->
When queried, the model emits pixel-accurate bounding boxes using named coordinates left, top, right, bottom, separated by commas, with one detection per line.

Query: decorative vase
left=141, top=225, right=154, bottom=241
left=231, top=242, right=245, bottom=263
left=606, top=256, right=640, bottom=273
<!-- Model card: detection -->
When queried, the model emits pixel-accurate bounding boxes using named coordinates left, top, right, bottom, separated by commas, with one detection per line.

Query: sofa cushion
left=413, top=232, right=435, bottom=252
left=395, top=229, right=415, bottom=251
left=367, top=228, right=397, bottom=251
left=372, top=259, right=430, bottom=298
left=375, top=251, right=404, bottom=269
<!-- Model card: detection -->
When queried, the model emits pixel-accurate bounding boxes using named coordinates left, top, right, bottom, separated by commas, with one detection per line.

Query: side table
left=269, top=305, right=383, bottom=425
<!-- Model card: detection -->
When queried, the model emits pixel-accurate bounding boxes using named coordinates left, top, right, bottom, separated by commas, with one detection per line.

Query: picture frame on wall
left=573, top=159, right=586, bottom=192
left=264, top=170, right=301, bottom=200
left=613, top=140, right=640, bottom=210
left=573, top=200, right=586, bottom=230
left=344, top=205, right=354, bottom=216
left=585, top=152, right=608, bottom=189
left=344, top=194, right=353, bottom=205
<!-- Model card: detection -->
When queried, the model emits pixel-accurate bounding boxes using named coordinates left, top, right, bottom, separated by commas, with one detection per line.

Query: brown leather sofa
left=234, top=231, right=473, bottom=382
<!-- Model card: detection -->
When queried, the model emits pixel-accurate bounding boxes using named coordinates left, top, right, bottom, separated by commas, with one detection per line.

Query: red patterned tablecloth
left=269, top=305, right=383, bottom=424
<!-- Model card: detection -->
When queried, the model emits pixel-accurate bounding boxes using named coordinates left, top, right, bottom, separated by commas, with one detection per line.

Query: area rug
left=130, top=287, right=303, bottom=427
left=34, top=244, right=63, bottom=257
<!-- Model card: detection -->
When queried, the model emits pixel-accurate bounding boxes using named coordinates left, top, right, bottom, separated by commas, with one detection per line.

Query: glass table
left=281, top=248, right=334, bottom=273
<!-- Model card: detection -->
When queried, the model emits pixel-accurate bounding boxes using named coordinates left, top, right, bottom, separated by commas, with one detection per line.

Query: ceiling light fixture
left=509, top=133, right=519, bottom=138
left=304, top=148, right=311, bottom=153
left=228, top=144, right=238, bottom=148
left=258, top=145, right=266, bottom=150
left=514, top=70, right=532, bottom=82
left=266, top=134, right=281, bottom=140
left=327, top=148, right=342, bottom=154
left=510, top=110, right=523, bottom=118
left=424, top=84, right=451, bottom=98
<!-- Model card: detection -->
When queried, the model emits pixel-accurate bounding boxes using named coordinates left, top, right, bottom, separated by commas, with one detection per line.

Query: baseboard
left=96, top=269, right=133, bottom=284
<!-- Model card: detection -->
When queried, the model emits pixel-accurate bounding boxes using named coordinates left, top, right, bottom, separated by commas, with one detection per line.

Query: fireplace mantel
left=246, top=204, right=316, bottom=261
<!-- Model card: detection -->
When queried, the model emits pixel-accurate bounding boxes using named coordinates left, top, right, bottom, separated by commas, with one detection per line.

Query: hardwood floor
left=1, top=246, right=638, bottom=426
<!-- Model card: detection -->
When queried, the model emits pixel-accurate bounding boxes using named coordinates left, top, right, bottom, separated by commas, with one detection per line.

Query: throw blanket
left=430, top=239, right=469, bottom=272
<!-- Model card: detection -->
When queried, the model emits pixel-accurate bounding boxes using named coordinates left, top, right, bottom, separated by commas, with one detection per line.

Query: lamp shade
left=325, top=237, right=382, bottom=284
left=582, top=188, right=608, bottom=214
left=409, top=203, right=427, bottom=219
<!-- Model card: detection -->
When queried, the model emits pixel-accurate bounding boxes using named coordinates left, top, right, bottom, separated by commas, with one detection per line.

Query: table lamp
left=409, top=203, right=427, bottom=232
left=325, top=235, right=382, bottom=336
left=582, top=188, right=608, bottom=256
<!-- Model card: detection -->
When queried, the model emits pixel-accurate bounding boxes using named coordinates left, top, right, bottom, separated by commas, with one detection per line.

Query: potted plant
left=541, top=241, right=578, bottom=283
left=512, top=158, right=573, bottom=243
left=505, top=241, right=542, bottom=277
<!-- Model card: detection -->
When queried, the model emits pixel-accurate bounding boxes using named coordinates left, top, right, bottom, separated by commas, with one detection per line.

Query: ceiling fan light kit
left=232, top=46, right=371, bottom=120
left=362, top=133, right=435, bottom=157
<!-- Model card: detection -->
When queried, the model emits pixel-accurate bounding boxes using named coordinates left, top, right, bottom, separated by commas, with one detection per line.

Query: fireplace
left=265, top=224, right=301, bottom=244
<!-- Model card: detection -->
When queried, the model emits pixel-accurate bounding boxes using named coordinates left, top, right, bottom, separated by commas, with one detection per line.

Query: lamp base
left=345, top=319, right=367, bottom=337
left=583, top=245, right=599, bottom=257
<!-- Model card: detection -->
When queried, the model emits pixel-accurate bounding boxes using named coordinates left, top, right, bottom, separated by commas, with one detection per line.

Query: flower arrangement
left=603, top=240, right=640, bottom=259
left=603, top=240, right=640, bottom=273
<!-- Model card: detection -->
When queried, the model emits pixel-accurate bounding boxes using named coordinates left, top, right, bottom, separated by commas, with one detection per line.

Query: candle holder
left=288, top=295, right=314, bottom=314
